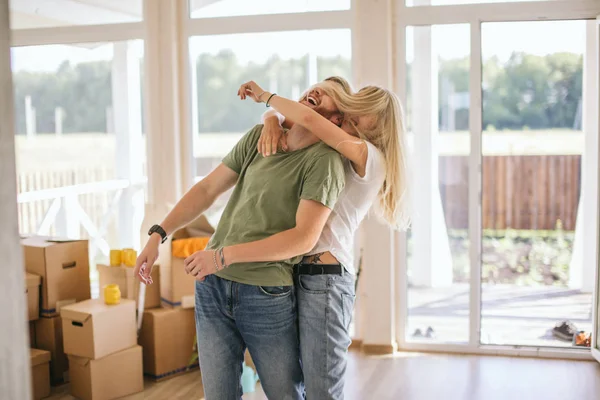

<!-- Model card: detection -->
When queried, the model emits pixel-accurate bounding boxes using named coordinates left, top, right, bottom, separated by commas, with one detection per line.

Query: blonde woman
left=239, top=78, right=411, bottom=399
left=180, top=77, right=410, bottom=398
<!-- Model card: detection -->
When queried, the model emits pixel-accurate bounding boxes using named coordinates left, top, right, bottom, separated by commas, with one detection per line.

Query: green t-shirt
left=207, top=125, right=345, bottom=286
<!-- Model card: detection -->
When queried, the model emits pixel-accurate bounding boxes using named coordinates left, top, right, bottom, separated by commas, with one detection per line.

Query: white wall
left=0, top=0, right=32, bottom=397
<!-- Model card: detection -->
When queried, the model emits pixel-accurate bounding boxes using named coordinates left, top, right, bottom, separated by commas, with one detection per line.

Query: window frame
left=395, top=0, right=600, bottom=361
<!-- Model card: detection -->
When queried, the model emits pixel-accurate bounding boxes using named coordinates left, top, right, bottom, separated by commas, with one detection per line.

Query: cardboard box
left=29, top=321, right=36, bottom=347
left=35, top=316, right=69, bottom=384
left=69, top=345, right=143, bottom=400
left=30, top=349, right=51, bottom=400
left=25, top=273, right=41, bottom=321
left=138, top=307, right=198, bottom=381
left=61, top=299, right=136, bottom=360
left=158, top=214, right=214, bottom=308
left=97, top=264, right=160, bottom=309
left=22, top=236, right=91, bottom=317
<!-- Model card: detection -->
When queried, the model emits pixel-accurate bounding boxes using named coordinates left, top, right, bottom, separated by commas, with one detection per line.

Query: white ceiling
left=9, top=0, right=222, bottom=29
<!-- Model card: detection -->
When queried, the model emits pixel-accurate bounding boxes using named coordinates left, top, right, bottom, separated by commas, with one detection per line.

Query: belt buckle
left=310, top=265, right=325, bottom=275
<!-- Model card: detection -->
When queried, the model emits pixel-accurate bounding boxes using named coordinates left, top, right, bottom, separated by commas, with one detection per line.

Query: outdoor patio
left=407, top=284, right=593, bottom=347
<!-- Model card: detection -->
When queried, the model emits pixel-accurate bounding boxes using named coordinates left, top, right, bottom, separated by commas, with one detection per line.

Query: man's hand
left=134, top=234, right=161, bottom=285
left=258, top=119, right=287, bottom=156
left=184, top=250, right=219, bottom=282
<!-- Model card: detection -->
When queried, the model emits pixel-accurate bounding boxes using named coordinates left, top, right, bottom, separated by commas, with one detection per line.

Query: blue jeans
left=295, top=269, right=356, bottom=400
left=195, top=275, right=304, bottom=400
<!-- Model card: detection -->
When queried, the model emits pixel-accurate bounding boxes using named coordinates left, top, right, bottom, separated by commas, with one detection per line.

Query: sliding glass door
left=396, top=1, right=600, bottom=357
left=480, top=20, right=593, bottom=349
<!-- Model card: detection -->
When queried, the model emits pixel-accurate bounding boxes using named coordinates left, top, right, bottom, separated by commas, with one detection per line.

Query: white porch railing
left=17, top=178, right=147, bottom=262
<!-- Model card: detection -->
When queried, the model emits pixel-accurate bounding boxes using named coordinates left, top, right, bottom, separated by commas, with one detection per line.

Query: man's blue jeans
left=296, top=269, right=356, bottom=400
left=194, top=274, right=304, bottom=400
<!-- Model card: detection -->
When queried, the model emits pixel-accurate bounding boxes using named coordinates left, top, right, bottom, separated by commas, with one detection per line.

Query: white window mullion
left=592, top=14, right=600, bottom=365
left=395, top=21, right=408, bottom=349
left=468, top=20, right=483, bottom=349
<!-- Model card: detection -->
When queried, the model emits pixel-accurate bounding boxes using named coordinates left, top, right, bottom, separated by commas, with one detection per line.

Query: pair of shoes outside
left=412, top=327, right=435, bottom=339
left=552, top=320, right=592, bottom=347
left=552, top=320, right=577, bottom=341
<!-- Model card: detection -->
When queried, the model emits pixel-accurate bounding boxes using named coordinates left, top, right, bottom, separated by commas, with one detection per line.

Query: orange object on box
left=171, top=237, right=211, bottom=258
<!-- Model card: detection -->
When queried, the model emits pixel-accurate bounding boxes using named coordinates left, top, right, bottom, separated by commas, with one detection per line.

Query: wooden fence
left=439, top=155, right=581, bottom=231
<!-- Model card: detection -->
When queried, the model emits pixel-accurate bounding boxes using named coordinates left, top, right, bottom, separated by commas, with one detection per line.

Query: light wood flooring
left=47, top=350, right=600, bottom=400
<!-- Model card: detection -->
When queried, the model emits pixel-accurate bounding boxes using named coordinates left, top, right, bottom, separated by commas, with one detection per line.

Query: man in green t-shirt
left=135, top=89, right=345, bottom=399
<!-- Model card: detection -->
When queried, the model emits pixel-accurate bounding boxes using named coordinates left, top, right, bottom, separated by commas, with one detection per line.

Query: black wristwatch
left=148, top=224, right=168, bottom=244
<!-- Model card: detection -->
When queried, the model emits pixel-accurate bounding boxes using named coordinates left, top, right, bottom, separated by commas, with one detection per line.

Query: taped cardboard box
left=25, top=273, right=41, bottom=321
left=69, top=345, right=143, bottom=400
left=22, top=236, right=91, bottom=317
left=61, top=299, right=136, bottom=360
left=35, top=316, right=69, bottom=385
left=97, top=264, right=160, bottom=309
left=158, top=214, right=214, bottom=308
left=30, top=349, right=51, bottom=400
left=138, top=307, right=198, bottom=381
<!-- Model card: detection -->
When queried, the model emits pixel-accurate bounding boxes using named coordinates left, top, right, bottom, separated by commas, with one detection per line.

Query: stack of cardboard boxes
left=23, top=236, right=91, bottom=398
left=137, top=214, right=215, bottom=380
left=25, top=268, right=50, bottom=400
left=96, top=214, right=214, bottom=382
left=61, top=299, right=142, bottom=400
left=21, top=214, right=216, bottom=398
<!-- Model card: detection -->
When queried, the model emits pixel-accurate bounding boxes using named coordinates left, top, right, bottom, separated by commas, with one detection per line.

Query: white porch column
left=0, top=1, right=32, bottom=397
left=569, top=20, right=598, bottom=293
left=410, top=23, right=453, bottom=288
left=111, top=41, right=144, bottom=250
left=352, top=0, right=396, bottom=353
left=54, top=107, right=63, bottom=136
left=141, top=0, right=193, bottom=246
left=25, top=95, right=35, bottom=138
left=308, top=51, right=318, bottom=86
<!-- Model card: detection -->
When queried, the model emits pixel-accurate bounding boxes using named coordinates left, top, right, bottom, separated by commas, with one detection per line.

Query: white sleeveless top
left=307, top=141, right=386, bottom=274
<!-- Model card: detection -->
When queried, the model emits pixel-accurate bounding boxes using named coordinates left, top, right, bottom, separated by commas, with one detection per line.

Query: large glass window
left=404, top=24, right=471, bottom=344
left=190, top=0, right=350, bottom=19
left=9, top=0, right=142, bottom=29
left=12, top=41, right=146, bottom=286
left=480, top=20, right=591, bottom=348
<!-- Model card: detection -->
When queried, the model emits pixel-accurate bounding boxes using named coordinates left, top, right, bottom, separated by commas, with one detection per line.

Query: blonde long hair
left=318, top=80, right=412, bottom=230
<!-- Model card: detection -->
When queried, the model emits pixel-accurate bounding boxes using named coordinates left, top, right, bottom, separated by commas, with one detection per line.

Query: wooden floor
left=48, top=350, right=600, bottom=400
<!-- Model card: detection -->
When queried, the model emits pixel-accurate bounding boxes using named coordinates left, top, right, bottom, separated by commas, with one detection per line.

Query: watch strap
left=149, top=224, right=167, bottom=244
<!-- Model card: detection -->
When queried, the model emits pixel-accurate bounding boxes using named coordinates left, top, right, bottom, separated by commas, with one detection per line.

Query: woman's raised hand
left=238, top=80, right=267, bottom=103
left=258, top=118, right=287, bottom=156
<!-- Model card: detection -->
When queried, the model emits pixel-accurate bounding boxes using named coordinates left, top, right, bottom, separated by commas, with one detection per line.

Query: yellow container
left=122, top=248, right=137, bottom=267
left=104, top=284, right=121, bottom=305
left=109, top=249, right=122, bottom=266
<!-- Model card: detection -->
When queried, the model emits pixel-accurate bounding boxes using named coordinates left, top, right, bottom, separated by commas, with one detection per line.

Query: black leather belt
left=294, top=263, right=343, bottom=275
